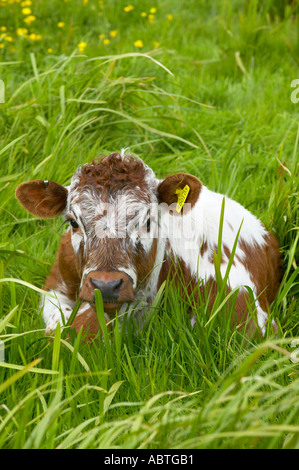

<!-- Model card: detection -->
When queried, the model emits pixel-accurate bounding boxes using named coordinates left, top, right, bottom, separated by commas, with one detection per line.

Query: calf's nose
left=89, top=277, right=123, bottom=301
left=82, top=270, right=135, bottom=304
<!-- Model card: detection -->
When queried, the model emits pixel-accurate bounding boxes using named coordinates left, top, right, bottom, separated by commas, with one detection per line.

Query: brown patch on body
left=70, top=303, right=113, bottom=342
left=200, top=240, right=208, bottom=257
left=223, top=245, right=235, bottom=264
left=44, top=230, right=81, bottom=301
left=71, top=304, right=99, bottom=339
left=208, top=246, right=226, bottom=265
left=134, top=238, right=158, bottom=287
left=239, top=232, right=282, bottom=311
left=157, top=234, right=281, bottom=337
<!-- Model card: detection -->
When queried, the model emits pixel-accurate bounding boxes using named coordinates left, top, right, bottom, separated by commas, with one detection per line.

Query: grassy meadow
left=0, top=0, right=298, bottom=449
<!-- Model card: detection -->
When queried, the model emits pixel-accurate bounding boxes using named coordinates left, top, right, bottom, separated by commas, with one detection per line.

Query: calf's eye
left=70, top=219, right=79, bottom=229
left=146, top=218, right=151, bottom=232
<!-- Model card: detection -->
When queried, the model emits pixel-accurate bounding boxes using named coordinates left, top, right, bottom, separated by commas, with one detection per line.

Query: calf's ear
left=157, top=173, right=202, bottom=214
left=15, top=180, right=68, bottom=218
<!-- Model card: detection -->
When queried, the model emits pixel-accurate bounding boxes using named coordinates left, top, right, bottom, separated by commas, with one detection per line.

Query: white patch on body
left=40, top=289, right=75, bottom=334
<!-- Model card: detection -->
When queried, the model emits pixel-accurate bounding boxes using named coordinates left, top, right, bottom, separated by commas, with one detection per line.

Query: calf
left=15, top=151, right=281, bottom=338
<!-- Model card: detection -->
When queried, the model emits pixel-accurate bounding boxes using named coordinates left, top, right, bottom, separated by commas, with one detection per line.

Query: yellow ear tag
left=175, top=185, right=190, bottom=213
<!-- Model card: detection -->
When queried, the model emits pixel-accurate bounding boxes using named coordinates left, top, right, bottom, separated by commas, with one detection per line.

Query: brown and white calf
left=15, top=151, right=282, bottom=338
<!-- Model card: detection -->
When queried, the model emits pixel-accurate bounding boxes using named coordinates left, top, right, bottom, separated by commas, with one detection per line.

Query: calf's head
left=16, top=152, right=202, bottom=315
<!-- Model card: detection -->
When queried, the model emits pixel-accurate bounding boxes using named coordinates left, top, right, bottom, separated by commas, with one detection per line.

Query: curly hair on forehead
left=74, top=152, right=150, bottom=194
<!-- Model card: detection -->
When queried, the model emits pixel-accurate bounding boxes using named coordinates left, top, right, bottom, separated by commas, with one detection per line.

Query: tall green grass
left=0, top=0, right=298, bottom=449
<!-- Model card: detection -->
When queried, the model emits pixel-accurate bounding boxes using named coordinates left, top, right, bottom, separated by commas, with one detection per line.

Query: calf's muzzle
left=81, top=270, right=135, bottom=306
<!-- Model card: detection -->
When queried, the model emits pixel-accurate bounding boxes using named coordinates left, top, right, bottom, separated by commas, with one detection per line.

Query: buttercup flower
left=103, top=38, right=110, bottom=45
left=148, top=14, right=155, bottom=24
left=166, top=14, right=173, bottom=20
left=123, top=4, right=133, bottom=12
left=149, top=7, right=156, bottom=13
left=0, top=44, right=4, bottom=49
left=0, top=27, right=7, bottom=32
left=22, top=7, right=31, bottom=15
left=28, top=33, right=42, bottom=40
left=98, top=33, right=106, bottom=39
left=57, top=22, right=65, bottom=28
left=23, top=15, right=36, bottom=25
left=109, top=30, right=118, bottom=38
left=4, top=35, right=13, bottom=42
left=78, top=41, right=87, bottom=52
left=21, top=0, right=31, bottom=6
left=153, top=41, right=160, bottom=47
left=134, top=39, right=143, bottom=48
left=16, top=27, right=28, bottom=36
left=48, top=48, right=53, bottom=53
left=141, top=12, right=147, bottom=17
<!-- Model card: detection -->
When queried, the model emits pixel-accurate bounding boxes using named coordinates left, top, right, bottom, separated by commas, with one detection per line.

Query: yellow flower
left=153, top=41, right=160, bottom=47
left=83, top=0, right=88, bottom=4
left=78, top=41, right=87, bottom=52
left=166, top=14, right=173, bottom=20
left=4, top=35, right=13, bottom=42
left=103, top=38, right=110, bottom=45
left=109, top=30, right=118, bottom=38
left=149, top=7, right=156, bottom=13
left=48, top=48, right=53, bottom=53
left=57, top=22, right=65, bottom=28
left=98, top=33, right=105, bottom=39
left=23, top=15, right=36, bottom=25
left=0, top=44, right=5, bottom=49
left=22, top=7, right=31, bottom=15
left=134, top=39, right=143, bottom=48
left=0, top=27, right=7, bottom=32
left=21, top=0, right=31, bottom=6
left=16, top=27, right=28, bottom=36
left=148, top=14, right=155, bottom=23
left=141, top=12, right=147, bottom=17
left=123, top=4, right=133, bottom=12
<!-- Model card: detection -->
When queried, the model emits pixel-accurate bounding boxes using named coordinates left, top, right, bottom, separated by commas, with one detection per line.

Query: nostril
left=88, top=277, right=98, bottom=291
left=89, top=277, right=102, bottom=290
left=112, top=278, right=123, bottom=293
